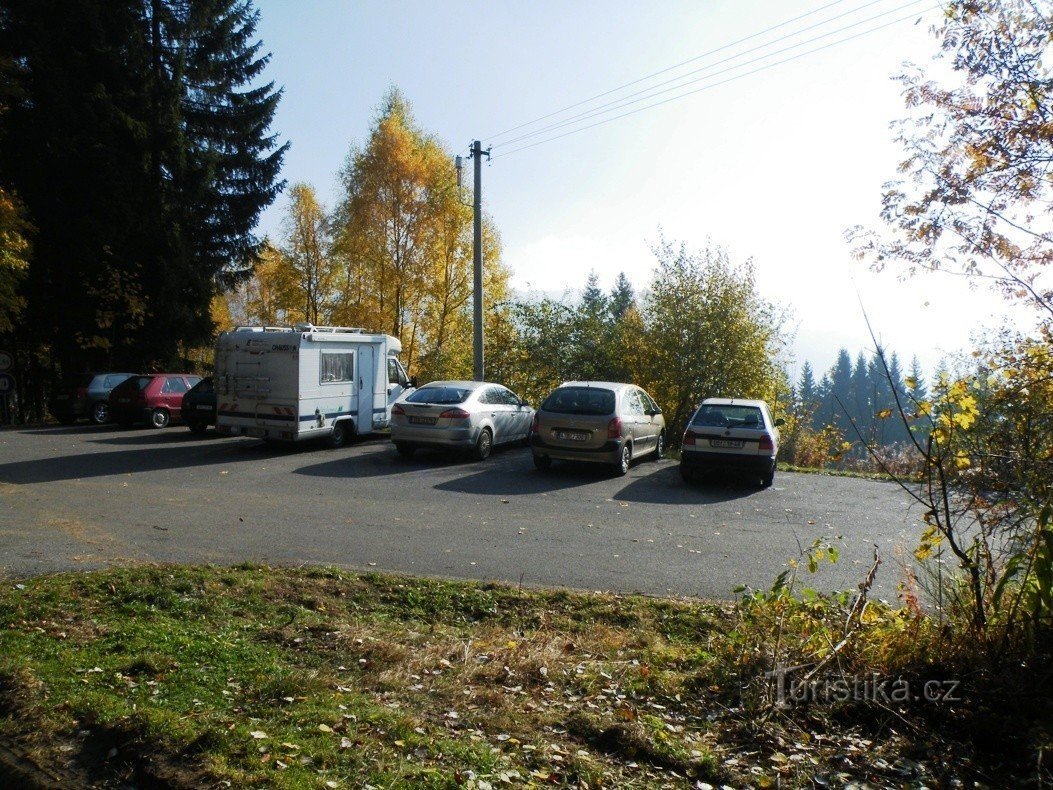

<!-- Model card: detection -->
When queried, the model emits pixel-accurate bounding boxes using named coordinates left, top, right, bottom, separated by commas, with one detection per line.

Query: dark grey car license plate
left=409, top=416, right=437, bottom=425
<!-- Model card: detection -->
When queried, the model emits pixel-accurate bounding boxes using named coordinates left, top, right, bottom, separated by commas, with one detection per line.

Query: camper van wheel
left=150, top=408, right=170, bottom=429
left=473, top=428, right=493, bottom=461
left=395, top=443, right=415, bottom=459
left=327, top=420, right=350, bottom=448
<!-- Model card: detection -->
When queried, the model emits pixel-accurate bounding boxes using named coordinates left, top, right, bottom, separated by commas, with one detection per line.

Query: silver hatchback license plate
left=556, top=430, right=589, bottom=442
left=409, top=416, right=437, bottom=425
left=710, top=439, right=743, bottom=449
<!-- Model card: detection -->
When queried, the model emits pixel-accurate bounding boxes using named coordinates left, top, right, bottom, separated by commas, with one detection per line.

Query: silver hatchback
left=530, top=381, right=666, bottom=475
left=390, top=380, right=534, bottom=461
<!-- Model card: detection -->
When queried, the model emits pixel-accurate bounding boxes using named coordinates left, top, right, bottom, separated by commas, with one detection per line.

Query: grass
left=0, top=565, right=1049, bottom=788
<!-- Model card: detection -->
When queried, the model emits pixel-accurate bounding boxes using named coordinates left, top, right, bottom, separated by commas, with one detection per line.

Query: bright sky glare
left=254, top=0, right=1024, bottom=380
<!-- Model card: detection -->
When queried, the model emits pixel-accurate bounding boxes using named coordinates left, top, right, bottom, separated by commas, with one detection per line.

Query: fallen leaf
left=318, top=724, right=333, bottom=733
left=250, top=731, right=268, bottom=739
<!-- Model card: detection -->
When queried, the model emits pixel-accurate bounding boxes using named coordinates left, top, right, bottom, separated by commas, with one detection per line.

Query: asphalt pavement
left=0, top=423, right=925, bottom=600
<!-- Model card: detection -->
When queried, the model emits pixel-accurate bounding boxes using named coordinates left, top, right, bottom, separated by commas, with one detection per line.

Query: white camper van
left=214, top=325, right=413, bottom=446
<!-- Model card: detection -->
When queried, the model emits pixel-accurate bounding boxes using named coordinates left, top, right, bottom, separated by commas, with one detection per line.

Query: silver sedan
left=390, top=380, right=535, bottom=460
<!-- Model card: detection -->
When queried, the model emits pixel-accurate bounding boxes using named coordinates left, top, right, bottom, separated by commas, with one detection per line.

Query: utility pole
left=470, top=140, right=490, bottom=381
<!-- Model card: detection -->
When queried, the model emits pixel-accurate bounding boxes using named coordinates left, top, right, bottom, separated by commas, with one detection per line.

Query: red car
left=109, top=373, right=203, bottom=428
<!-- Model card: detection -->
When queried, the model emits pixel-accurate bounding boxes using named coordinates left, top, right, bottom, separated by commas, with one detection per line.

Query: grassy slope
left=0, top=565, right=1048, bottom=788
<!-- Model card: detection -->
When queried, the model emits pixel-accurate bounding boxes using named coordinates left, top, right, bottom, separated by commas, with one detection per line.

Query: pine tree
left=907, top=355, right=928, bottom=404
left=0, top=0, right=287, bottom=370
left=797, top=361, right=817, bottom=408
left=609, top=272, right=635, bottom=319
left=826, top=349, right=854, bottom=432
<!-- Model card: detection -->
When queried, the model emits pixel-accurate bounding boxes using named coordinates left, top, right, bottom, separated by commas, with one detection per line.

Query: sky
left=252, top=0, right=1026, bottom=381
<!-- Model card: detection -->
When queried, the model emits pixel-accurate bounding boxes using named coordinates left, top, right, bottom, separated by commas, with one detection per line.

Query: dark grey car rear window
left=541, top=387, right=616, bottom=416
left=406, top=386, right=472, bottom=405
left=692, top=404, right=763, bottom=428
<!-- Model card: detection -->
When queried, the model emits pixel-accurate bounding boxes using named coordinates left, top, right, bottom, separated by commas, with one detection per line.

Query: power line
left=486, top=0, right=856, bottom=142
left=492, top=6, right=938, bottom=160
left=492, top=0, right=927, bottom=152
left=487, top=0, right=878, bottom=143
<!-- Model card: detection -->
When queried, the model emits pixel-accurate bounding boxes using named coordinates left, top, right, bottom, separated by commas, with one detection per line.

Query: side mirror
left=774, top=418, right=785, bottom=427
left=409, top=377, right=418, bottom=389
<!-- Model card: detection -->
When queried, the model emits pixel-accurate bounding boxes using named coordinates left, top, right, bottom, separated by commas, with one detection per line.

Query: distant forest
left=792, top=349, right=930, bottom=449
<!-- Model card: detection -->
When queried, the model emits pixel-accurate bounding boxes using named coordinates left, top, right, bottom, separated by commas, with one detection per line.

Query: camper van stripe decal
left=298, top=410, right=355, bottom=422
left=217, top=409, right=296, bottom=422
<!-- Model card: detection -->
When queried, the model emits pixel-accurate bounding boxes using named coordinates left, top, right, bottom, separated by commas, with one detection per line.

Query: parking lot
left=0, top=424, right=925, bottom=600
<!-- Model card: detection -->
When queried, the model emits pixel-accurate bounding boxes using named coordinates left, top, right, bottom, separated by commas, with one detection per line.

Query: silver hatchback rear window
left=692, top=404, right=763, bottom=428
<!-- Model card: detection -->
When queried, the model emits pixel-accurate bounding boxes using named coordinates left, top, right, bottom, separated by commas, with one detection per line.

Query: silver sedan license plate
left=710, top=439, right=743, bottom=449
left=409, top=416, right=437, bottom=425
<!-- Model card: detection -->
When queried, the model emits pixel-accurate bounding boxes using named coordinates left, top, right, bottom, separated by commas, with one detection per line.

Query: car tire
left=395, top=442, right=415, bottom=458
left=473, top=428, right=493, bottom=461
left=653, top=433, right=665, bottom=461
left=533, top=453, right=552, bottom=471
left=327, top=421, right=349, bottom=448
left=188, top=421, right=208, bottom=435
left=90, top=401, right=109, bottom=425
left=614, top=443, right=631, bottom=476
left=150, top=408, right=170, bottom=429
left=761, top=465, right=775, bottom=488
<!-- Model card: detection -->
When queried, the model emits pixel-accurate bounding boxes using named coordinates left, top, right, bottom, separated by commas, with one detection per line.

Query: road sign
left=0, top=372, right=13, bottom=395
left=0, top=351, right=11, bottom=372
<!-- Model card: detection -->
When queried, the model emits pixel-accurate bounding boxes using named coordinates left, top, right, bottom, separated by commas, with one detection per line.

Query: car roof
left=418, top=380, right=488, bottom=390
left=700, top=398, right=768, bottom=408
left=558, top=381, right=633, bottom=392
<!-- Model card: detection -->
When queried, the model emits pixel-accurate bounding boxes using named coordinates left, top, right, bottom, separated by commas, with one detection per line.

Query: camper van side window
left=320, top=352, right=355, bottom=384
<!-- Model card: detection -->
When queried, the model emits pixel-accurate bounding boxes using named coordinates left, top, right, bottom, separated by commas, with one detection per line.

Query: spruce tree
left=609, top=272, right=635, bottom=319
left=0, top=0, right=286, bottom=370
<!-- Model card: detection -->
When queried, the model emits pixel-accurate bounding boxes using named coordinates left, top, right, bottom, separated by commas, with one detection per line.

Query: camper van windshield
left=406, top=386, right=471, bottom=405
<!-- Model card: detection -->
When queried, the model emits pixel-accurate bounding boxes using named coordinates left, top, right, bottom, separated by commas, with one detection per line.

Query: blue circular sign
left=0, top=372, right=14, bottom=394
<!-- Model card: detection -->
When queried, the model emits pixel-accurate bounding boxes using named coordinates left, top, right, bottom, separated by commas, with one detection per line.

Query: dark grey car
left=530, top=381, right=666, bottom=475
left=49, top=372, right=136, bottom=425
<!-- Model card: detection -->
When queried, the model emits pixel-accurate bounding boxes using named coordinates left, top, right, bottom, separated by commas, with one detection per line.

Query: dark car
left=109, top=373, right=202, bottom=428
left=49, top=372, right=136, bottom=425
left=181, top=377, right=216, bottom=434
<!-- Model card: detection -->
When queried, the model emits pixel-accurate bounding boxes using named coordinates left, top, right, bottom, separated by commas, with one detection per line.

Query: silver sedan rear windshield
left=406, top=386, right=472, bottom=405
left=541, top=387, right=616, bottom=416
left=692, top=404, right=764, bottom=428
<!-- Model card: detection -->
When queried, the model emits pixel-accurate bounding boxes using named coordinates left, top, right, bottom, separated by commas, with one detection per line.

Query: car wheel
left=533, top=453, right=552, bottom=471
left=761, top=465, right=775, bottom=488
left=395, top=442, right=415, bottom=458
left=653, top=432, right=665, bottom=460
left=327, top=421, right=349, bottom=448
left=473, top=428, right=493, bottom=461
left=90, top=401, right=109, bottom=425
left=150, top=408, right=170, bottom=429
left=614, top=443, right=631, bottom=476
left=188, top=421, right=208, bottom=435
